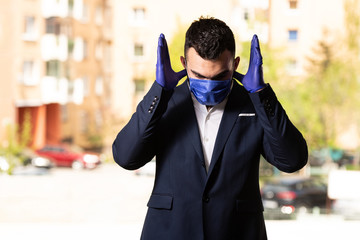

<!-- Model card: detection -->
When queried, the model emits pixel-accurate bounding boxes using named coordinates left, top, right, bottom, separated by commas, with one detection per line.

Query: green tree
left=0, top=110, right=33, bottom=174
left=168, top=23, right=187, bottom=86
left=292, top=0, right=360, bottom=150
left=296, top=33, right=360, bottom=149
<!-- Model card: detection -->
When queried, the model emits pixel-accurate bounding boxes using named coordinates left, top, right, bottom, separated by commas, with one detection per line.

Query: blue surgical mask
left=189, top=77, right=232, bottom=106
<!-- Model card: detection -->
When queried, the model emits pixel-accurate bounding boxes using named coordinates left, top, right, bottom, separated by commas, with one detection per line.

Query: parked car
left=35, top=145, right=101, bottom=170
left=0, top=149, right=53, bottom=175
left=261, top=177, right=328, bottom=219
left=21, top=149, right=53, bottom=169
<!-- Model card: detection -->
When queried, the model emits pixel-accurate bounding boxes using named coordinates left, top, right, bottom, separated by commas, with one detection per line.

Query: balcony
left=41, top=76, right=68, bottom=104
left=41, top=0, right=69, bottom=18
left=41, top=34, right=68, bottom=61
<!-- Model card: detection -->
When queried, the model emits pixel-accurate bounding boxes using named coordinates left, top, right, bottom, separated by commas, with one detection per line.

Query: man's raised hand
left=156, top=33, right=186, bottom=90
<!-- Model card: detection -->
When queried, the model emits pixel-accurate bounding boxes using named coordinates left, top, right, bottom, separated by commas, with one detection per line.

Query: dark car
left=35, top=145, right=101, bottom=170
left=261, top=177, right=328, bottom=219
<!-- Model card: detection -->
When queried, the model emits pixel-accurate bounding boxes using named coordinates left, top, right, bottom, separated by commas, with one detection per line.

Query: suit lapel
left=207, top=82, right=248, bottom=176
left=172, top=81, right=205, bottom=163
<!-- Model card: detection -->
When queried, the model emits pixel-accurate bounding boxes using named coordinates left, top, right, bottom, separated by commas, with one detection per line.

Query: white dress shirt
left=191, top=93, right=228, bottom=172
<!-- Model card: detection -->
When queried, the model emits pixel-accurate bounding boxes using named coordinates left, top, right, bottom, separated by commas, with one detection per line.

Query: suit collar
left=172, top=82, right=205, bottom=167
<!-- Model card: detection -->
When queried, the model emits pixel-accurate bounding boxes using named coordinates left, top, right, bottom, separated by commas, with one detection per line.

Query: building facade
left=268, top=0, right=345, bottom=77
left=1, top=0, right=357, bottom=153
left=0, top=0, right=112, bottom=151
left=110, top=0, right=268, bottom=127
left=268, top=0, right=359, bottom=149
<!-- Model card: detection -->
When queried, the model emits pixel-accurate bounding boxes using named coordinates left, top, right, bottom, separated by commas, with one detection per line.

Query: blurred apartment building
left=268, top=0, right=359, bottom=149
left=0, top=0, right=112, bottom=151
left=268, top=0, right=345, bottom=77
left=110, top=0, right=269, bottom=128
left=0, top=0, right=355, bottom=153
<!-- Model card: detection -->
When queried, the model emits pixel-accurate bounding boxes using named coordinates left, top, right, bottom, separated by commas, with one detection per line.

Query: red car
left=35, top=145, right=101, bottom=170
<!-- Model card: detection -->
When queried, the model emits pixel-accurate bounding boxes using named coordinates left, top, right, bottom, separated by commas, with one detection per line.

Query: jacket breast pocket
left=236, top=199, right=264, bottom=213
left=235, top=115, right=258, bottom=125
left=147, top=194, right=173, bottom=210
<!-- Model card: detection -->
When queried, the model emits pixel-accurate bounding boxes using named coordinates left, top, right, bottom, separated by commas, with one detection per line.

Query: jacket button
left=203, top=196, right=209, bottom=203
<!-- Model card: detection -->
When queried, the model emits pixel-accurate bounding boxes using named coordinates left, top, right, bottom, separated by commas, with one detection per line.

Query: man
left=113, top=17, right=308, bottom=240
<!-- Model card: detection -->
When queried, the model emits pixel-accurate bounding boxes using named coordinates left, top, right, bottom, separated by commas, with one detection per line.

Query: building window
left=82, top=3, right=89, bottom=22
left=95, top=41, right=103, bottom=60
left=83, top=76, right=89, bottom=96
left=80, top=110, right=89, bottom=133
left=95, top=6, right=103, bottom=25
left=68, top=38, right=74, bottom=56
left=134, top=43, right=144, bottom=57
left=104, top=44, right=112, bottom=72
left=132, top=7, right=146, bottom=25
left=288, top=30, right=298, bottom=41
left=22, top=61, right=37, bottom=85
left=68, top=0, right=74, bottom=16
left=46, top=60, right=61, bottom=77
left=73, top=37, right=87, bottom=61
left=243, top=9, right=249, bottom=21
left=289, top=0, right=298, bottom=9
left=83, top=40, right=88, bottom=58
left=72, top=78, right=84, bottom=104
left=45, top=17, right=61, bottom=35
left=104, top=6, right=112, bottom=30
left=134, top=79, right=145, bottom=93
left=23, top=16, right=36, bottom=40
left=61, top=105, right=68, bottom=122
left=286, top=59, right=299, bottom=75
left=95, top=76, right=103, bottom=95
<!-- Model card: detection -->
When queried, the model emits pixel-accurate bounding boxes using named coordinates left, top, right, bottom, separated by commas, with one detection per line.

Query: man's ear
left=234, top=56, right=240, bottom=71
left=180, top=56, right=186, bottom=69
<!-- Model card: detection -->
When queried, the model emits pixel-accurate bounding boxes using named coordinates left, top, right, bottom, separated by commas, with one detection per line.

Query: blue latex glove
left=234, top=34, right=267, bottom=93
left=156, top=33, right=186, bottom=90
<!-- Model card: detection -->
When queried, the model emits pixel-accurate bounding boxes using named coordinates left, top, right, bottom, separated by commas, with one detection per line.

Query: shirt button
left=203, top=196, right=210, bottom=203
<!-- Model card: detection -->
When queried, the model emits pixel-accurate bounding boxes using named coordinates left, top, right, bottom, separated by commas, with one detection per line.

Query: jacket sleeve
left=249, top=85, right=308, bottom=173
left=112, top=81, right=173, bottom=170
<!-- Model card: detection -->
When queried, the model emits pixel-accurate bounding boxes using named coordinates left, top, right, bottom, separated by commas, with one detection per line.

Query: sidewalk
left=1, top=164, right=359, bottom=240
left=0, top=223, right=143, bottom=240
left=1, top=216, right=359, bottom=240
left=266, top=214, right=360, bottom=240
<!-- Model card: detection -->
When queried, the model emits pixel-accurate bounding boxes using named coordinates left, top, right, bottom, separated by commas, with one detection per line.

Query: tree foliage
left=292, top=4, right=360, bottom=150
left=166, top=7, right=360, bottom=150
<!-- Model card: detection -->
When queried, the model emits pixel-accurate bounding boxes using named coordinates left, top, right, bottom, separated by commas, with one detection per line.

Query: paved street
left=0, top=163, right=359, bottom=240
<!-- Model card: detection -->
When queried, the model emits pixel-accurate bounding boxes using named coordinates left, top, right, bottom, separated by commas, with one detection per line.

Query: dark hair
left=184, top=16, right=235, bottom=60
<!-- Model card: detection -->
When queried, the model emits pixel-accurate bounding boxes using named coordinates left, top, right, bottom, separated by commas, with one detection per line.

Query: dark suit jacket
left=112, top=79, right=308, bottom=240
